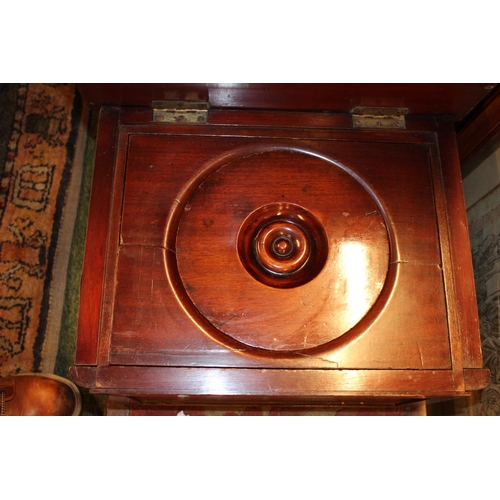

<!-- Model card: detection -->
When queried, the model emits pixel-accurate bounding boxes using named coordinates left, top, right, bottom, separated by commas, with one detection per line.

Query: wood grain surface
left=72, top=97, right=488, bottom=407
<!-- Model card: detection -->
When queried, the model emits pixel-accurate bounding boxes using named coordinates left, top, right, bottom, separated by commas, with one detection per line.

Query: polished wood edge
left=457, top=85, right=500, bottom=174
left=116, top=110, right=438, bottom=137
left=463, top=368, right=490, bottom=391
left=117, top=124, right=436, bottom=151
left=69, top=366, right=96, bottom=388
left=209, top=110, right=438, bottom=132
left=126, top=397, right=429, bottom=411
left=96, top=127, right=131, bottom=366
left=435, top=119, right=484, bottom=367
left=70, top=364, right=474, bottom=404
left=84, top=366, right=466, bottom=396
left=106, top=396, right=131, bottom=416
left=91, top=393, right=467, bottom=408
left=427, top=140, right=464, bottom=377
left=75, top=107, right=120, bottom=365
left=76, top=84, right=495, bottom=120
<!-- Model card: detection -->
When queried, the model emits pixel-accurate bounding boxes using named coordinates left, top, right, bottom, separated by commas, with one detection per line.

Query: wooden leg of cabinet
left=106, top=396, right=130, bottom=416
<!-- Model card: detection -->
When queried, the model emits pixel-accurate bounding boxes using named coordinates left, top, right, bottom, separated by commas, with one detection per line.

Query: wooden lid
left=77, top=83, right=496, bottom=121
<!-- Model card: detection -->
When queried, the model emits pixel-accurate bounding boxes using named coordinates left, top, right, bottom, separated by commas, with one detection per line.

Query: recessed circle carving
left=173, top=148, right=391, bottom=352
left=237, top=203, right=328, bottom=288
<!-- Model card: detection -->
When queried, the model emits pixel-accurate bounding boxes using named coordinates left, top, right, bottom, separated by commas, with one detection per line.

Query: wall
left=463, top=147, right=500, bottom=415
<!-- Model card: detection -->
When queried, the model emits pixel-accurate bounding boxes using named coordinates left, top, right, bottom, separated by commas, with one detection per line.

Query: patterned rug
left=0, top=84, right=96, bottom=392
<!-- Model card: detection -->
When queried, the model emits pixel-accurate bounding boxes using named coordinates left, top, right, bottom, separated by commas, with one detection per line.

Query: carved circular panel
left=174, top=148, right=390, bottom=352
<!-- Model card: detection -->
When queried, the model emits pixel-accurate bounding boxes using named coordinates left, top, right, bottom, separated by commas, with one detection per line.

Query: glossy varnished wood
left=77, top=83, right=496, bottom=121
left=457, top=84, right=500, bottom=174
left=71, top=91, right=489, bottom=406
left=70, top=365, right=473, bottom=400
left=75, top=107, right=119, bottom=365
left=176, top=149, right=389, bottom=351
left=109, top=127, right=451, bottom=369
left=436, top=119, right=484, bottom=368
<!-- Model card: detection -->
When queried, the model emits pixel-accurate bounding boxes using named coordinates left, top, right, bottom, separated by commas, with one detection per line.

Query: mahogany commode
left=71, top=84, right=492, bottom=413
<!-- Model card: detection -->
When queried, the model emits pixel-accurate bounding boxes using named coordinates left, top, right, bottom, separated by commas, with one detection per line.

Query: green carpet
left=53, top=106, right=105, bottom=415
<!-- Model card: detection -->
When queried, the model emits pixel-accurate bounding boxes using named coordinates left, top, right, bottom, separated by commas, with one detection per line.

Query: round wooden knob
left=237, top=203, right=328, bottom=288
left=256, top=222, right=309, bottom=273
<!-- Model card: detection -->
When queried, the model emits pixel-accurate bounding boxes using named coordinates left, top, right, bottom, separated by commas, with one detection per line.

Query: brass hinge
left=153, top=101, right=209, bottom=124
left=352, top=107, right=408, bottom=130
